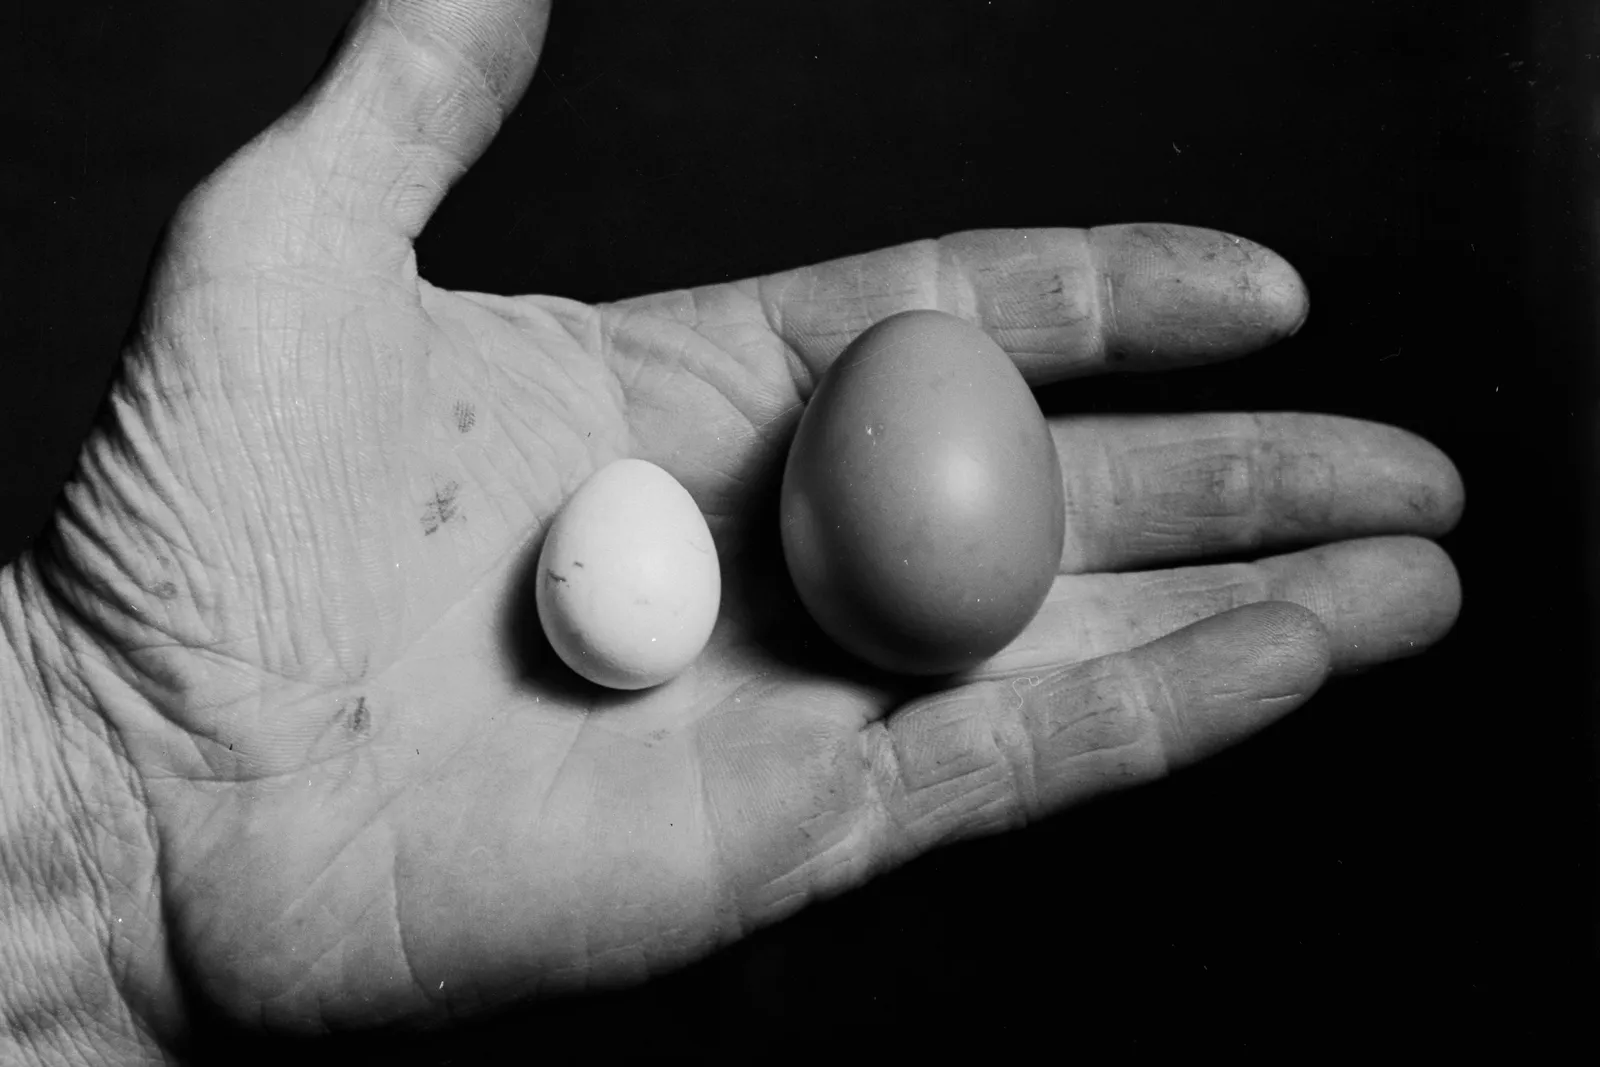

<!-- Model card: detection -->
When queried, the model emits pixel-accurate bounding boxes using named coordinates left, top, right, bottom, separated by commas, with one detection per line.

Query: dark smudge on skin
left=422, top=480, right=462, bottom=535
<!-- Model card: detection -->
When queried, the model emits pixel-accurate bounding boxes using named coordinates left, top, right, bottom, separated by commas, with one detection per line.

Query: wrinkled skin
left=10, top=0, right=1461, bottom=1046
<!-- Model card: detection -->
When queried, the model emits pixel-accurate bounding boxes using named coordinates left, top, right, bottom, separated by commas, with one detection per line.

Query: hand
left=1, top=0, right=1461, bottom=1057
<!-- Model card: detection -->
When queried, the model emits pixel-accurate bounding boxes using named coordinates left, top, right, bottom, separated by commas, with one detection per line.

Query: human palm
left=19, top=0, right=1462, bottom=1043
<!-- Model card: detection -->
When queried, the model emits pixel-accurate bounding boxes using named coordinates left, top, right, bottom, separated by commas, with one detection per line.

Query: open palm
left=26, top=0, right=1461, bottom=1040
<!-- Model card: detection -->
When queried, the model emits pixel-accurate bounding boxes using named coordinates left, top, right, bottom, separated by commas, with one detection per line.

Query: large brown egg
left=779, top=310, right=1065, bottom=675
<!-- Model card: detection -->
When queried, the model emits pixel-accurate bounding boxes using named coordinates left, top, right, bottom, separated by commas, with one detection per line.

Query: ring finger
left=1052, top=411, right=1463, bottom=573
left=976, top=534, right=1462, bottom=680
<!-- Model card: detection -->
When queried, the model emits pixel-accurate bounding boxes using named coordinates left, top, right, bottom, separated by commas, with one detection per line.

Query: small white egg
left=535, top=458, right=720, bottom=690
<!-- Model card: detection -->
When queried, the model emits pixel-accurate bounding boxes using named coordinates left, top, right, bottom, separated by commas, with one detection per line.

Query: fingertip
left=1282, top=536, right=1463, bottom=671
left=1415, top=538, right=1464, bottom=641
left=1419, top=436, right=1467, bottom=535
left=1258, top=244, right=1311, bottom=339
left=1208, top=230, right=1310, bottom=345
left=1145, top=600, right=1331, bottom=767
left=1371, top=535, right=1464, bottom=648
left=1162, top=598, right=1330, bottom=681
left=1356, top=421, right=1468, bottom=537
left=1246, top=600, right=1334, bottom=690
left=1094, top=224, right=1313, bottom=364
left=1185, top=601, right=1332, bottom=698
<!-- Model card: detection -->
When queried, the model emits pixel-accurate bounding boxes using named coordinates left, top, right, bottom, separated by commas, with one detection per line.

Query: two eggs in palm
left=535, top=310, right=1064, bottom=689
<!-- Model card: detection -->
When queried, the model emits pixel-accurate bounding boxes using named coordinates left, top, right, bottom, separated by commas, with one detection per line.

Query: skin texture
left=0, top=1, right=1464, bottom=1061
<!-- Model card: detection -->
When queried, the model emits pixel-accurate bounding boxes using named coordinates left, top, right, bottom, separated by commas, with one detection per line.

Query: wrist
left=0, top=552, right=181, bottom=1065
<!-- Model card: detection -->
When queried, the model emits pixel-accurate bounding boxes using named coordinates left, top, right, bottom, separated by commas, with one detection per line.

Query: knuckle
left=1021, top=660, right=1170, bottom=809
left=1110, top=653, right=1198, bottom=766
left=1155, top=447, right=1260, bottom=539
left=870, top=691, right=1032, bottom=856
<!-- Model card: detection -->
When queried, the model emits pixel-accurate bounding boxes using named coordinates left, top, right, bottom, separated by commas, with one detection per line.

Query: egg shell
left=780, top=310, right=1065, bottom=676
left=536, top=458, right=721, bottom=690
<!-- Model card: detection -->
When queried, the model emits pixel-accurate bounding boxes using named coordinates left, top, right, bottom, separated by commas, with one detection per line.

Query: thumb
left=303, top=0, right=552, bottom=239
left=176, top=0, right=552, bottom=266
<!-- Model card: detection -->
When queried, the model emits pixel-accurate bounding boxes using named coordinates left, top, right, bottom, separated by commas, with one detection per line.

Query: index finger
left=755, top=225, right=1308, bottom=388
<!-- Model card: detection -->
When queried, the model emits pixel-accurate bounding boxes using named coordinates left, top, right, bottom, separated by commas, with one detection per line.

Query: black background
left=2, top=0, right=1595, bottom=1060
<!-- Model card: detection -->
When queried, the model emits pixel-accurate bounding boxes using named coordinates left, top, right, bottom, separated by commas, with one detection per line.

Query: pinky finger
left=861, top=601, right=1329, bottom=862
